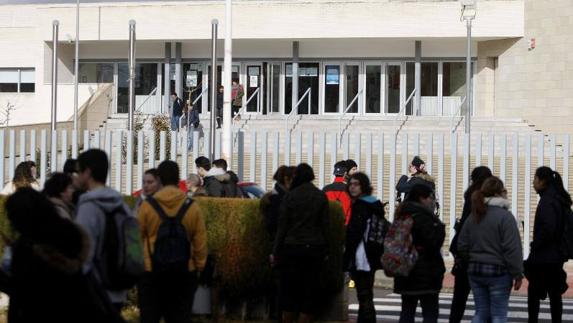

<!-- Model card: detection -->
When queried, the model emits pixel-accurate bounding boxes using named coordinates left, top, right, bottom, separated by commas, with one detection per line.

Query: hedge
left=0, top=195, right=346, bottom=299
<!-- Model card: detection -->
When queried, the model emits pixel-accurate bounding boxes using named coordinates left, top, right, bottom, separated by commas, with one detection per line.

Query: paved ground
left=348, top=288, right=573, bottom=322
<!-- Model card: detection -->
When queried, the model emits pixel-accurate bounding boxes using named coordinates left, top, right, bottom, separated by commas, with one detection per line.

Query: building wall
left=478, top=0, right=573, bottom=133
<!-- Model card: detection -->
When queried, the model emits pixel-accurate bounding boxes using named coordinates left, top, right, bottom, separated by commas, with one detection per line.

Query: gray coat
left=457, top=197, right=523, bottom=279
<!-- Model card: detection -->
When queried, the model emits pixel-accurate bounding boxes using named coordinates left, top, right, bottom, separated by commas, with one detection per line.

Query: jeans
left=351, top=271, right=376, bottom=323
left=171, top=115, right=181, bottom=131
left=399, top=294, right=439, bottom=323
left=469, top=274, right=512, bottom=323
left=138, top=271, right=198, bottom=323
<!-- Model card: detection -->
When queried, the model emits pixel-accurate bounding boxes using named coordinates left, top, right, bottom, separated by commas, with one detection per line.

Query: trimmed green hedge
left=0, top=196, right=346, bottom=299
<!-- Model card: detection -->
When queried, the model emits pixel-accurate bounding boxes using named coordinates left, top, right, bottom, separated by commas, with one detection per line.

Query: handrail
left=393, top=88, right=416, bottom=139
left=284, top=87, right=311, bottom=135
left=338, top=89, right=363, bottom=140
left=232, top=88, right=261, bottom=122
left=135, top=87, right=157, bottom=113
left=449, top=96, right=467, bottom=134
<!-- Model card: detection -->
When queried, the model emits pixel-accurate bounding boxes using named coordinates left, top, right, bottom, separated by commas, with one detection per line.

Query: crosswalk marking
left=349, top=293, right=573, bottom=322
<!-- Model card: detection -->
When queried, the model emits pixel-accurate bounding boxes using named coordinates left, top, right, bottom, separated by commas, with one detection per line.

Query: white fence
left=1, top=128, right=571, bottom=256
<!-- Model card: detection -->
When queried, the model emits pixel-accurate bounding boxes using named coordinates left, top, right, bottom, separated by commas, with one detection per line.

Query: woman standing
left=526, top=167, right=571, bottom=323
left=449, top=166, right=493, bottom=323
left=344, top=172, right=388, bottom=323
left=458, top=177, right=523, bottom=323
left=1, top=161, right=40, bottom=195
left=43, top=172, right=76, bottom=220
left=272, top=163, right=330, bottom=323
left=394, top=184, right=445, bottom=323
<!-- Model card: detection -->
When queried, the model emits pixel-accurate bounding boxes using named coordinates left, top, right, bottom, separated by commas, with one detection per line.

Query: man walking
left=171, top=92, right=184, bottom=131
left=323, top=161, right=352, bottom=225
left=137, top=160, right=207, bottom=323
left=75, top=149, right=134, bottom=312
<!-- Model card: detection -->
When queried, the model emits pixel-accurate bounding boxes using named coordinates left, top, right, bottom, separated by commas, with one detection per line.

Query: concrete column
left=175, top=42, right=183, bottom=102
left=292, top=41, right=299, bottom=113
left=164, top=42, right=172, bottom=115
left=415, top=40, right=422, bottom=116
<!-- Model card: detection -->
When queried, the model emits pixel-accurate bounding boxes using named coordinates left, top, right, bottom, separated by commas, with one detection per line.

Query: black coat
left=343, top=198, right=386, bottom=272
left=449, top=194, right=472, bottom=256
left=394, top=201, right=445, bottom=295
left=0, top=221, right=123, bottom=323
left=528, top=186, right=568, bottom=264
left=396, top=173, right=436, bottom=199
left=260, top=183, right=288, bottom=240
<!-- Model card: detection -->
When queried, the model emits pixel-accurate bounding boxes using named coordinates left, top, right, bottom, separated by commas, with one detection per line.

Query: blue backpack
left=146, top=197, right=194, bottom=273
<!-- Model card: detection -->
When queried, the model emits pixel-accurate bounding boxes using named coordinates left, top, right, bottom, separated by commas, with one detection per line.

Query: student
left=396, top=156, right=436, bottom=200
left=323, top=161, right=352, bottom=225
left=195, top=156, right=224, bottom=197
left=1, top=161, right=40, bottom=195
left=43, top=172, right=76, bottom=220
left=134, top=169, right=161, bottom=214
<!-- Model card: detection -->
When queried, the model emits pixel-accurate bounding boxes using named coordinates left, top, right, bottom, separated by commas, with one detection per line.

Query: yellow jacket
left=137, top=186, right=208, bottom=272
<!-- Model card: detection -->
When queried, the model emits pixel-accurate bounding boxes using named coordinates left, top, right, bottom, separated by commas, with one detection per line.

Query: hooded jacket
left=273, top=182, right=330, bottom=255
left=138, top=186, right=208, bottom=272
left=394, top=201, right=445, bottom=295
left=2, top=221, right=124, bottom=323
left=216, top=170, right=244, bottom=198
left=203, top=168, right=226, bottom=197
left=343, top=196, right=386, bottom=272
left=75, top=187, right=133, bottom=304
left=323, top=177, right=352, bottom=225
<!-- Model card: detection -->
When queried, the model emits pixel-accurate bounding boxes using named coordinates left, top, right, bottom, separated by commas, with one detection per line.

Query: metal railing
left=135, top=87, right=157, bottom=113
left=393, top=88, right=417, bottom=139
left=338, top=89, right=363, bottom=143
left=284, top=87, right=311, bottom=135
left=449, top=96, right=468, bottom=134
left=233, top=87, right=260, bottom=122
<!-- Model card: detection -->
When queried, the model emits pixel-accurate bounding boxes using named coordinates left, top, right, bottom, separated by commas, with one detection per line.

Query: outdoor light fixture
left=460, top=0, right=477, bottom=21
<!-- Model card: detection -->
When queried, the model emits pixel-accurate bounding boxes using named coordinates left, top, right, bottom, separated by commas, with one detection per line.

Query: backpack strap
left=175, top=198, right=194, bottom=223
left=146, top=196, right=169, bottom=221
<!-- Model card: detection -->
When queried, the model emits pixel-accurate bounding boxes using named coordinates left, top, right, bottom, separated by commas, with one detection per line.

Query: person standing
left=231, top=80, right=244, bottom=120
left=525, top=167, right=571, bottom=323
left=195, top=156, right=225, bottom=197
left=272, top=163, right=330, bottom=323
left=344, top=172, right=388, bottom=323
left=396, top=156, right=436, bottom=200
left=449, top=166, right=493, bottom=323
left=323, top=161, right=352, bottom=225
left=394, top=184, right=445, bottom=323
left=134, top=169, right=161, bottom=214
left=186, top=174, right=207, bottom=198
left=216, top=86, right=224, bottom=129
left=75, top=149, right=135, bottom=313
left=137, top=160, right=207, bottom=323
left=458, top=177, right=523, bottom=323
left=43, top=172, right=76, bottom=220
left=171, top=92, right=184, bottom=131
left=1, top=161, right=40, bottom=195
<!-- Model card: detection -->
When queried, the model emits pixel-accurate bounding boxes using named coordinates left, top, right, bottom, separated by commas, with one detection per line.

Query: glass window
left=79, top=63, right=113, bottom=83
left=421, top=63, right=438, bottom=115
left=345, top=65, right=359, bottom=113
left=19, top=69, right=35, bottom=93
left=443, top=62, right=467, bottom=115
left=365, top=65, right=381, bottom=113
left=0, top=69, right=35, bottom=93
left=0, top=69, right=19, bottom=93
left=324, top=65, right=340, bottom=113
left=386, top=65, right=401, bottom=114
left=406, top=63, right=415, bottom=115
left=117, top=63, right=157, bottom=114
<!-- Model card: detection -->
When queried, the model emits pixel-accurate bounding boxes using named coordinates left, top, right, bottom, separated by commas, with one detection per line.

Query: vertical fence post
left=475, top=133, right=482, bottom=167
left=307, top=132, right=314, bottom=167
left=215, top=131, right=222, bottom=160
left=159, top=131, right=166, bottom=162
left=463, top=133, right=470, bottom=189
left=512, top=133, right=519, bottom=221
left=72, top=129, right=78, bottom=159
left=250, top=131, right=257, bottom=183
left=40, top=130, right=47, bottom=187
left=126, top=131, right=133, bottom=195
left=192, top=131, right=200, bottom=174
left=273, top=132, right=280, bottom=178
left=354, top=132, right=361, bottom=170
left=50, top=130, right=57, bottom=173
left=114, top=131, right=122, bottom=192
left=19, top=130, right=26, bottom=164
left=285, top=130, right=291, bottom=166
left=343, top=133, right=350, bottom=161
left=30, top=130, right=36, bottom=163
left=449, top=133, right=458, bottom=243
left=550, top=134, right=556, bottom=170
left=203, top=130, right=211, bottom=160
left=426, top=133, right=433, bottom=174
left=401, top=133, right=408, bottom=176
left=9, top=130, right=15, bottom=180
left=377, top=132, right=384, bottom=201
left=413, top=132, right=419, bottom=157
left=500, top=134, right=507, bottom=183
left=365, top=133, right=372, bottom=180
left=524, top=134, right=532, bottom=257
left=488, top=133, right=495, bottom=172
left=389, top=134, right=397, bottom=221
left=137, top=131, right=144, bottom=191
left=83, top=130, right=90, bottom=151
left=438, top=133, right=445, bottom=222
left=537, top=134, right=544, bottom=169
left=237, top=130, right=244, bottom=181
left=0, top=130, right=4, bottom=187
left=319, top=132, right=326, bottom=189
left=170, top=131, right=177, bottom=161
left=104, top=130, right=111, bottom=186
left=295, top=131, right=302, bottom=165
left=564, top=135, right=570, bottom=190
left=148, top=131, right=156, bottom=169
left=261, top=131, right=268, bottom=190
left=182, top=130, right=188, bottom=181
left=94, top=130, right=102, bottom=149
left=330, top=133, right=338, bottom=174
left=61, top=129, right=67, bottom=168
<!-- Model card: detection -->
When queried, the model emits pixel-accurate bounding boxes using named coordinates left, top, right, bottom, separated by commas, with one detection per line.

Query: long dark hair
left=535, top=166, right=572, bottom=207
left=290, top=163, right=315, bottom=190
left=13, top=161, right=36, bottom=189
left=471, top=176, right=505, bottom=223
left=464, top=166, right=493, bottom=200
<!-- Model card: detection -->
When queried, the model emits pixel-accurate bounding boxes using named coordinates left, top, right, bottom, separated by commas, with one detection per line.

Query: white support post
left=30, top=130, right=36, bottom=163
left=550, top=134, right=556, bottom=170
left=72, top=129, right=78, bottom=159
left=137, top=131, right=144, bottom=191
left=343, top=133, right=350, bottom=160
left=237, top=130, right=244, bottom=181
left=50, top=130, right=57, bottom=174
left=149, top=131, right=156, bottom=169
left=114, top=131, right=122, bottom=192
left=250, top=131, right=257, bottom=183
left=564, top=135, right=570, bottom=190
left=193, top=131, right=200, bottom=174
left=488, top=133, right=495, bottom=172
left=94, top=130, right=102, bottom=149
left=413, top=133, right=420, bottom=157
left=537, top=134, right=544, bottom=169
left=203, top=130, right=211, bottom=160
left=330, top=133, right=338, bottom=173
left=182, top=130, right=188, bottom=180
left=475, top=133, right=482, bottom=167
left=319, top=132, right=326, bottom=189
left=40, top=130, right=47, bottom=187
left=261, top=131, right=268, bottom=190
left=500, top=134, right=507, bottom=184
left=463, top=133, right=470, bottom=189
left=126, top=131, right=133, bottom=195
left=307, top=132, right=314, bottom=167
left=170, top=131, right=177, bottom=161
left=295, top=131, right=302, bottom=165
left=83, top=130, right=90, bottom=151
left=426, top=133, right=433, bottom=174
left=285, top=131, right=291, bottom=166
left=215, top=131, right=222, bottom=160
left=273, top=132, right=280, bottom=178
left=401, top=133, right=408, bottom=176
left=524, top=135, right=532, bottom=257
left=9, top=130, right=15, bottom=180
left=449, top=133, right=458, bottom=243
left=354, top=133, right=362, bottom=170
left=19, top=130, right=26, bottom=164
left=438, top=133, right=445, bottom=221
left=512, top=133, right=519, bottom=221
left=377, top=132, right=384, bottom=201
left=389, top=134, right=397, bottom=221
left=365, top=133, right=372, bottom=179
left=0, top=130, right=4, bottom=187
left=61, top=129, right=67, bottom=168
left=104, top=130, right=111, bottom=186
left=159, top=131, right=166, bottom=162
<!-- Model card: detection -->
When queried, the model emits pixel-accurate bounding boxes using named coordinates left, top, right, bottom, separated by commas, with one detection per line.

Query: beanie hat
left=333, top=161, right=347, bottom=177
left=411, top=156, right=425, bottom=169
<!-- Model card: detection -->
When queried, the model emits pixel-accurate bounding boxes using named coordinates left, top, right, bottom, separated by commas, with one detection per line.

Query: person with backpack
left=448, top=166, right=493, bottom=323
left=75, top=149, right=144, bottom=313
left=195, top=156, right=225, bottom=197
left=396, top=156, right=436, bottom=201
left=272, top=163, right=330, bottom=323
left=457, top=177, right=523, bottom=323
left=323, top=161, right=352, bottom=225
left=0, top=188, right=124, bottom=323
left=343, top=172, right=389, bottom=323
left=137, top=160, right=208, bottom=323
left=388, top=184, right=445, bottom=323
left=525, top=167, right=571, bottom=323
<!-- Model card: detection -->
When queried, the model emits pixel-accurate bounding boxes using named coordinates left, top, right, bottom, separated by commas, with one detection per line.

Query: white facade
left=0, top=0, right=526, bottom=128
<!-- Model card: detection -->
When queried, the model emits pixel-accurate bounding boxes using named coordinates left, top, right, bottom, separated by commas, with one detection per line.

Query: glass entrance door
left=344, top=63, right=360, bottom=114
left=207, top=64, right=239, bottom=113
left=267, top=63, right=281, bottom=114
left=386, top=64, right=401, bottom=114
left=324, top=64, right=341, bottom=114
left=117, top=63, right=158, bottom=114
left=365, top=64, right=382, bottom=114
left=246, top=64, right=262, bottom=113
left=285, top=63, right=319, bottom=115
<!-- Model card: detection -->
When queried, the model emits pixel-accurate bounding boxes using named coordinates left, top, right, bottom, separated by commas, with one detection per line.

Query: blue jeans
left=469, top=274, right=512, bottom=323
left=171, top=115, right=181, bottom=131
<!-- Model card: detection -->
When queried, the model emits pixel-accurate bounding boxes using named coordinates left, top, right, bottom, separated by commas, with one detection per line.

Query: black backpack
left=146, top=197, right=194, bottom=273
left=364, top=208, right=391, bottom=260
left=560, top=206, right=573, bottom=260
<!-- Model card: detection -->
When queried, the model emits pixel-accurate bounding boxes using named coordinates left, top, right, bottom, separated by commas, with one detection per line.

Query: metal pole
left=292, top=41, right=299, bottom=114
left=210, top=19, right=218, bottom=161
left=128, top=20, right=136, bottom=131
left=73, top=0, right=79, bottom=142
left=465, top=19, right=472, bottom=134
left=222, top=0, right=233, bottom=162
left=51, top=20, right=59, bottom=132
